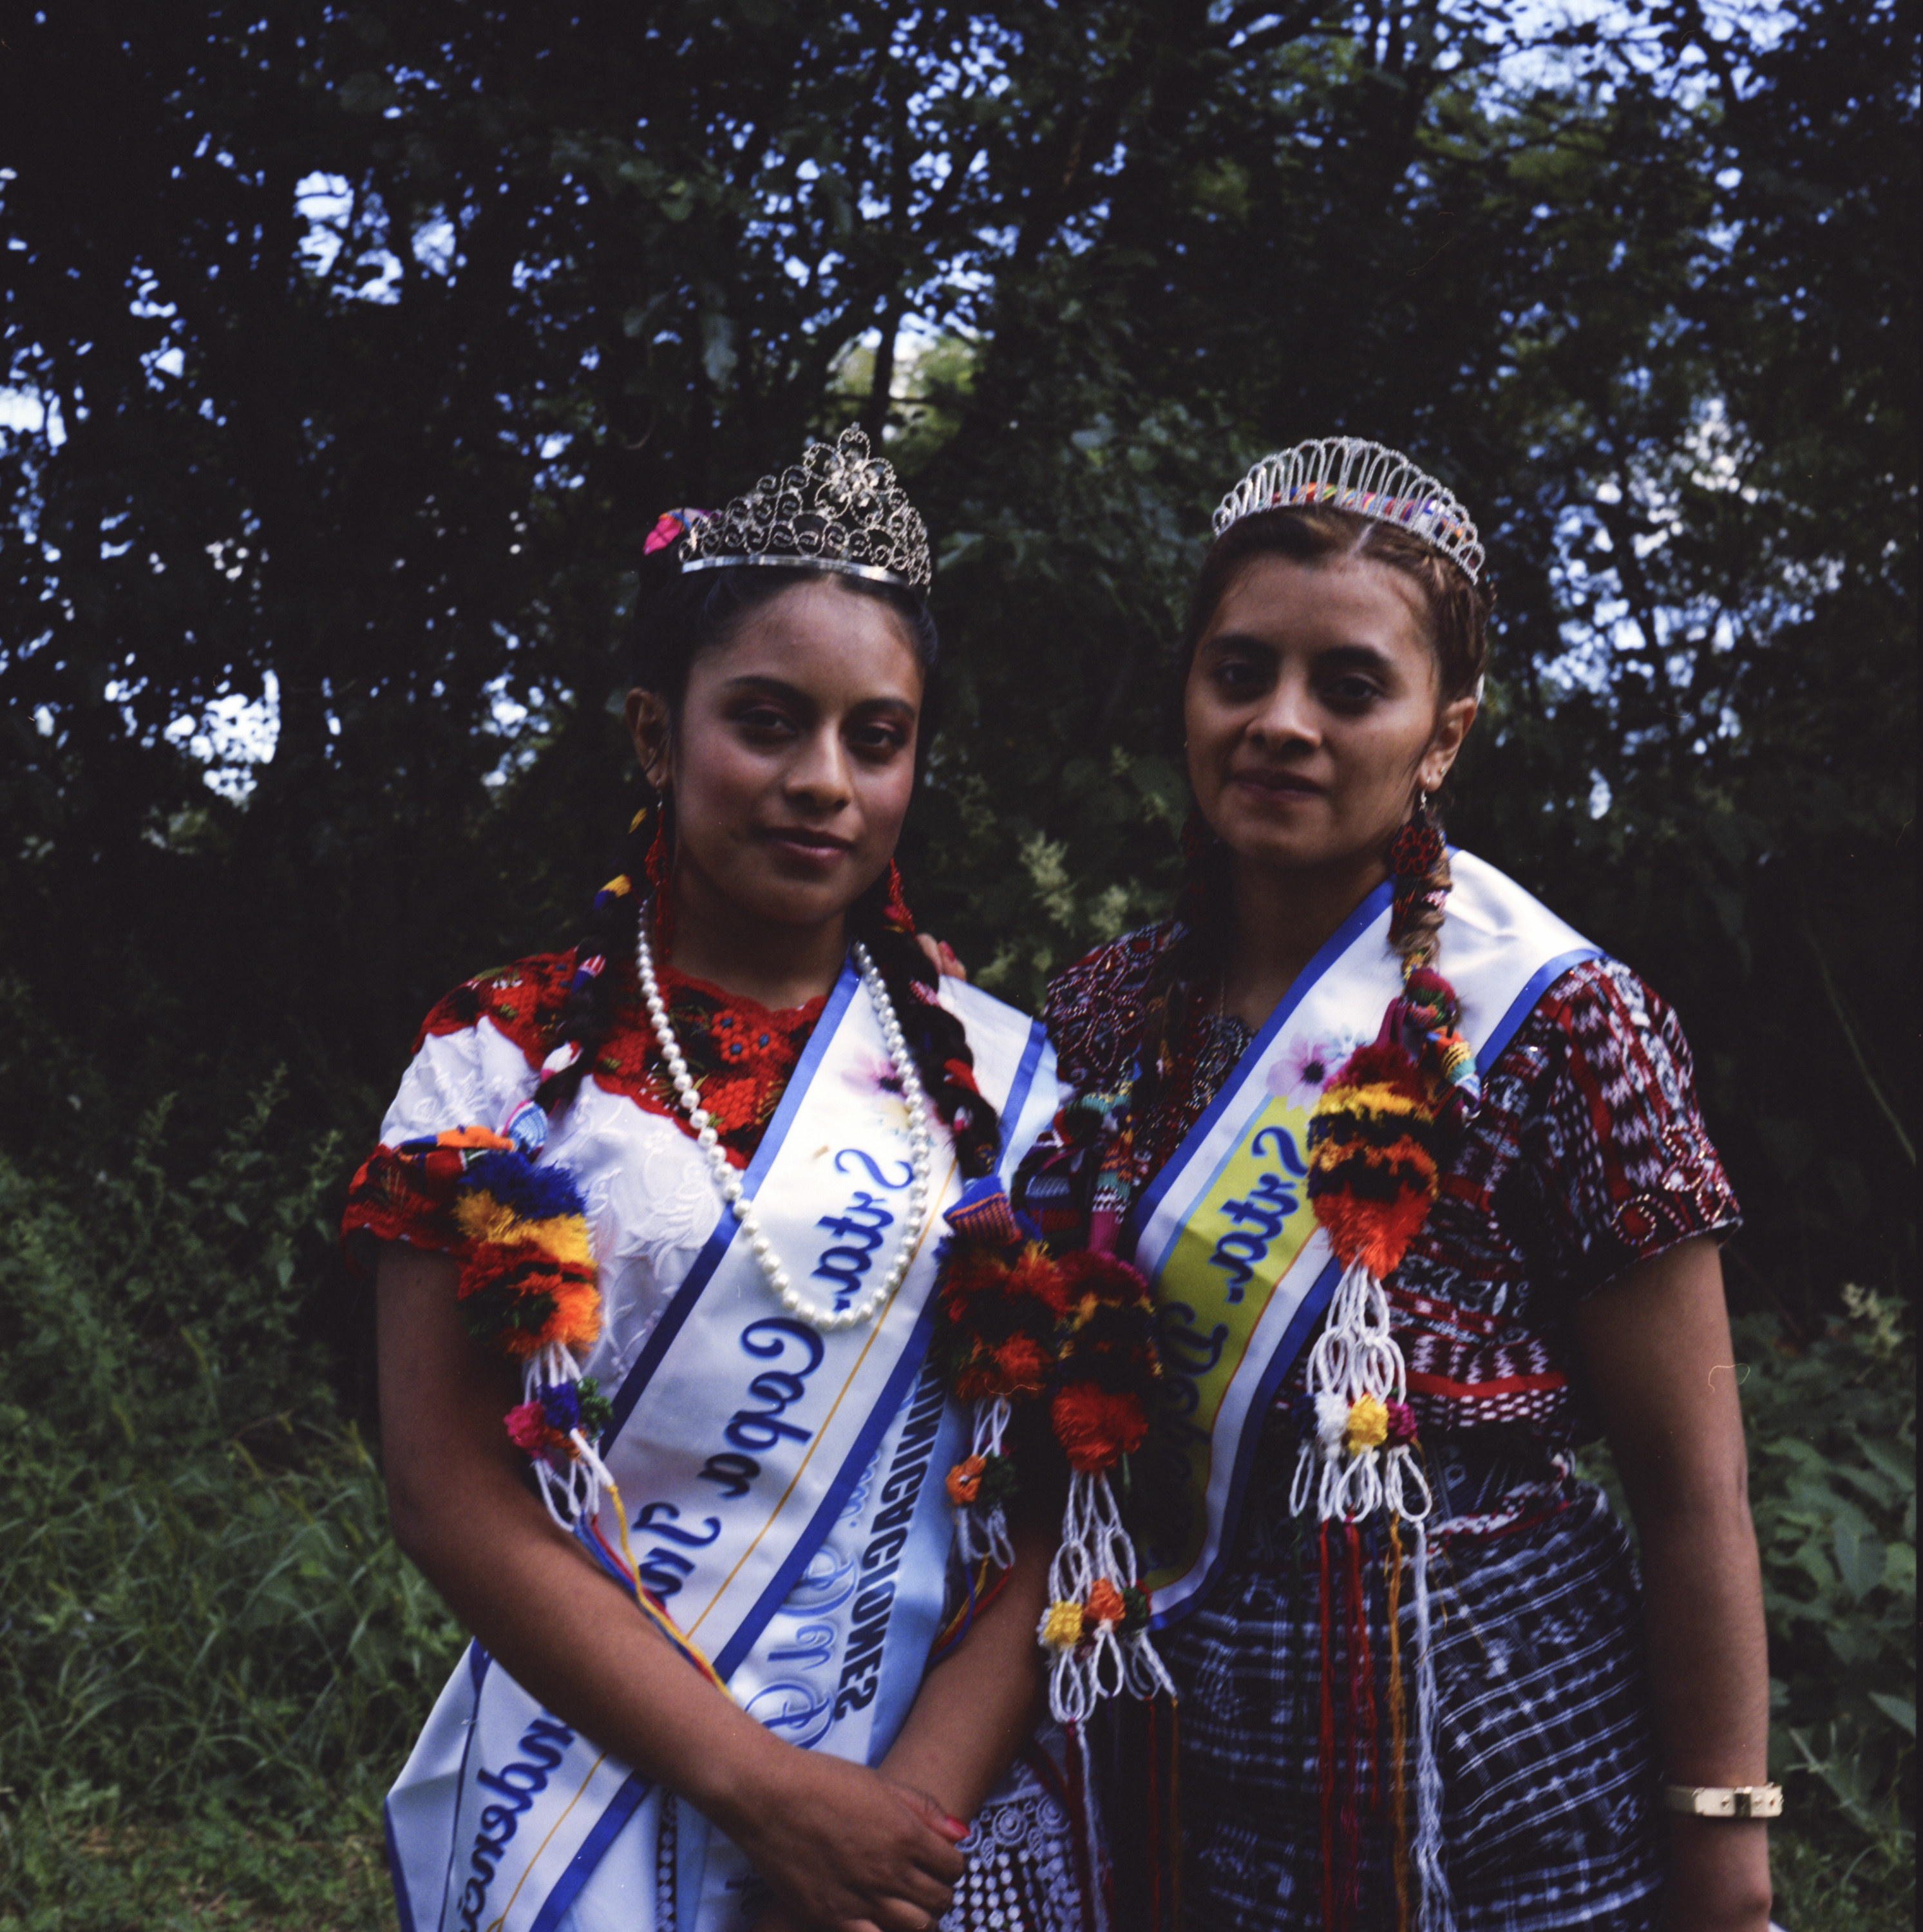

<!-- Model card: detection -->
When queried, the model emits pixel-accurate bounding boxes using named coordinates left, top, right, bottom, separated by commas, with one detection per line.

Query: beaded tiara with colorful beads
left=1215, top=437, right=1484, bottom=583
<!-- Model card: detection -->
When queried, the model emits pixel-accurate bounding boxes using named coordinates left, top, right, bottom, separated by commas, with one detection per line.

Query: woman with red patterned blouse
left=345, top=433, right=1080, bottom=1932
left=1014, top=442, right=1774, bottom=1931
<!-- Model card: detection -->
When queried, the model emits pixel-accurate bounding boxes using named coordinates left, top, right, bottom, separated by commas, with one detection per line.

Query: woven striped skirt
left=1156, top=1428, right=1663, bottom=1931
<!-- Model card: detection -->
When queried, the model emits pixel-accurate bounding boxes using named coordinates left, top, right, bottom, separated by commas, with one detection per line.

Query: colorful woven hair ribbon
left=1294, top=987, right=1454, bottom=1931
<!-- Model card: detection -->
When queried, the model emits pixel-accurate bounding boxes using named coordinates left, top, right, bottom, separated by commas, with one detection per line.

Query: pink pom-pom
left=504, top=1401, right=548, bottom=1452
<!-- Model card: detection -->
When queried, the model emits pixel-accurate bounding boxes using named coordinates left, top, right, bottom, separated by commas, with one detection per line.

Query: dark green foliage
left=0, top=1084, right=463, bottom=1814
left=1580, top=1293, right=1915, bottom=1929
left=1745, top=1297, right=1917, bottom=1910
left=3, top=1, right=1907, bottom=1327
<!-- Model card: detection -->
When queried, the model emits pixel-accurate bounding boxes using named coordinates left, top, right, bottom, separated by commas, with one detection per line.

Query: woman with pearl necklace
left=346, top=431, right=1077, bottom=1932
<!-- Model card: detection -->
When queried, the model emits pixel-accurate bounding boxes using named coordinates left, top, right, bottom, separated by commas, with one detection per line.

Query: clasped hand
left=735, top=1749, right=966, bottom=1932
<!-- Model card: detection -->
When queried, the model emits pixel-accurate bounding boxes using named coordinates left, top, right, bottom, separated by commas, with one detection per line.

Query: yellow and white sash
left=1125, top=851, right=1596, bottom=1627
left=385, top=970, right=1059, bottom=1932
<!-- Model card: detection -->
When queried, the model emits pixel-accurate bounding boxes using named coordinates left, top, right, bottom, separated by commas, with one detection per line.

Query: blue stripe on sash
left=414, top=1643, right=491, bottom=1931
left=528, top=1774, right=655, bottom=1932
left=716, top=1334, right=942, bottom=1681
left=998, top=1018, right=1050, bottom=1165
left=1478, top=947, right=1600, bottom=1072
left=1153, top=1252, right=1345, bottom=1630
left=1122, top=879, right=1394, bottom=1260
left=603, top=961, right=862, bottom=1444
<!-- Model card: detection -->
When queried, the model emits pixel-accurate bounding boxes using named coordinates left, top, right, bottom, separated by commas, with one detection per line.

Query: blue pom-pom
left=538, top=1381, right=582, bottom=1432
left=462, top=1149, right=586, bottom=1222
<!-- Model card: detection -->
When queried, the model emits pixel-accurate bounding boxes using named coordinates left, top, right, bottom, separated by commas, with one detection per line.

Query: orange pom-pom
left=1306, top=1041, right=1447, bottom=1276
left=947, top=1455, right=985, bottom=1506
left=1050, top=1384, right=1149, bottom=1473
left=1054, top=1249, right=1153, bottom=1310
left=1085, top=1578, right=1127, bottom=1626
left=989, top=1334, right=1052, bottom=1394
left=1005, top=1242, right=1072, bottom=1317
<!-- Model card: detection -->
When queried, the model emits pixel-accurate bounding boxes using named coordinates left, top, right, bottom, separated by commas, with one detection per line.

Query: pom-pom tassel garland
left=1296, top=942, right=1470, bottom=1932
left=930, top=1175, right=1174, bottom=1725
left=1039, top=1470, right=1173, bottom=1721
left=951, top=1396, right=1017, bottom=1570
left=391, top=1123, right=621, bottom=1531
left=390, top=1112, right=737, bottom=1707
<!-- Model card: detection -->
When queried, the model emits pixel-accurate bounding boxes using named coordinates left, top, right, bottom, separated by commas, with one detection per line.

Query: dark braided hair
left=1133, top=503, right=1493, bottom=1101
left=534, top=534, right=1000, bottom=1180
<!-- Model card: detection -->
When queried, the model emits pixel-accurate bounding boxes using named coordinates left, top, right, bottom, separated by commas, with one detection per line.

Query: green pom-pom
left=574, top=1376, right=613, bottom=1439
left=1118, top=1585, right=1150, bottom=1634
left=976, top=1453, right=1020, bottom=1507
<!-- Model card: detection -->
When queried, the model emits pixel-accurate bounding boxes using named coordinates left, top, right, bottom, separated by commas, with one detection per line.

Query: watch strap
left=1663, top=1783, right=1783, bottom=1819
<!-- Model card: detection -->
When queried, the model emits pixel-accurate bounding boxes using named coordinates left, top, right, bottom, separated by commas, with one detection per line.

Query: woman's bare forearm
left=1574, top=1238, right=1772, bottom=1931
left=877, top=1507, right=1054, bottom=1820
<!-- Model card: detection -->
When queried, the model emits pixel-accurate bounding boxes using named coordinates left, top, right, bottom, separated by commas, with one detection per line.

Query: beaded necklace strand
left=635, top=914, right=934, bottom=1333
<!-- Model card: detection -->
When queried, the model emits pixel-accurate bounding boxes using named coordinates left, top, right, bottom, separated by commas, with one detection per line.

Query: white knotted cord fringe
left=1043, top=1470, right=1174, bottom=1725
left=1410, top=1517, right=1453, bottom=1932
left=1290, top=1260, right=1454, bottom=1932
left=954, top=1396, right=1015, bottom=1569
left=522, top=1340, right=616, bottom=1533
left=1071, top=1719, right=1113, bottom=1932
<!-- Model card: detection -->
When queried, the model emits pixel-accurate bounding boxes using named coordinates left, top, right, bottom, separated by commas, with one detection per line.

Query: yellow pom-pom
left=1345, top=1393, right=1389, bottom=1453
left=1039, top=1600, right=1086, bottom=1651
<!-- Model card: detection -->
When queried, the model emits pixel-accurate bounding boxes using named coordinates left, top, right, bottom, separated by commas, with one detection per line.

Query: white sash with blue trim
left=386, top=972, right=1059, bottom=1932
left=1124, top=851, right=1597, bottom=1629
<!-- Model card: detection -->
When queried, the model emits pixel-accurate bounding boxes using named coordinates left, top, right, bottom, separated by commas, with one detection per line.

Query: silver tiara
left=1214, top=437, right=1484, bottom=583
left=681, top=426, right=932, bottom=591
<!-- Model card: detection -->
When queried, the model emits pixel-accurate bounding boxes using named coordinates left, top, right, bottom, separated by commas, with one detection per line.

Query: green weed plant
left=0, top=1088, right=463, bottom=1926
left=1743, top=1293, right=1916, bottom=1928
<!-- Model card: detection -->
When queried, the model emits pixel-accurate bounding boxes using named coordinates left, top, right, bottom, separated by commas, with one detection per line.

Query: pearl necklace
left=636, top=918, right=934, bottom=1333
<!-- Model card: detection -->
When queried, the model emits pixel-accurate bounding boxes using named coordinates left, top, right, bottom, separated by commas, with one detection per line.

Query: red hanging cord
left=1387, top=1518, right=1412, bottom=1932
left=1347, top=1521, right=1377, bottom=1928
left=1319, top=1521, right=1338, bottom=1932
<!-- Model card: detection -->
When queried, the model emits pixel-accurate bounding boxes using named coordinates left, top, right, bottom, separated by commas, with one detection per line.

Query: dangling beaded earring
left=881, top=860, right=916, bottom=938
left=642, top=790, right=676, bottom=945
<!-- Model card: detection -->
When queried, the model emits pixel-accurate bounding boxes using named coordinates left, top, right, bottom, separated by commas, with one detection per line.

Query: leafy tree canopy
left=0, top=0, right=1913, bottom=1323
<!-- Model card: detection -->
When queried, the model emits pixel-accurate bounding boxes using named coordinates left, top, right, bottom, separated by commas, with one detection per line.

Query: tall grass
left=0, top=1087, right=463, bottom=1924
left=1, top=1421, right=459, bottom=1819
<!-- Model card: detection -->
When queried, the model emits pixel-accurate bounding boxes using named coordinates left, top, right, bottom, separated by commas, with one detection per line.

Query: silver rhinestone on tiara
left=681, top=426, right=933, bottom=591
left=1214, top=437, right=1484, bottom=583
